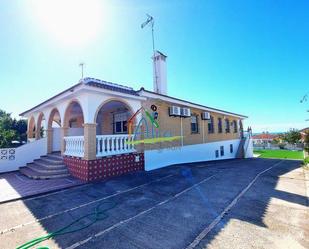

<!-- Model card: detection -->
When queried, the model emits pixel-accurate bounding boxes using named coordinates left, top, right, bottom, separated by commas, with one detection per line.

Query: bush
left=278, top=143, right=285, bottom=149
left=304, top=156, right=309, bottom=166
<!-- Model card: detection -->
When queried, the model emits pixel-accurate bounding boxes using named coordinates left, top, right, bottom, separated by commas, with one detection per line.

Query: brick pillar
left=60, top=126, right=69, bottom=155
left=35, top=129, right=41, bottom=140
left=47, top=128, right=53, bottom=154
left=83, top=123, right=97, bottom=160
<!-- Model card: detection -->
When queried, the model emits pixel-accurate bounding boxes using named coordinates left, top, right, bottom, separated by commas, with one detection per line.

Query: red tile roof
left=252, top=133, right=277, bottom=140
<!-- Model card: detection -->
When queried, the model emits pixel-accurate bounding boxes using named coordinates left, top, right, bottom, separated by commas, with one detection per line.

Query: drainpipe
left=180, top=117, right=184, bottom=147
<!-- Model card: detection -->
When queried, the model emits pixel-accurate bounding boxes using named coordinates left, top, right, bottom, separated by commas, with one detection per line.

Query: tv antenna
left=79, top=62, right=85, bottom=79
left=141, top=14, right=155, bottom=53
left=141, top=14, right=158, bottom=92
left=300, top=92, right=308, bottom=103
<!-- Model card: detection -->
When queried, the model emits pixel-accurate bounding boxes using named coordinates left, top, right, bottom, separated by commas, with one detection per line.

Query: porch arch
left=48, top=108, right=62, bottom=129
left=94, top=98, right=135, bottom=136
left=27, top=116, right=36, bottom=141
left=47, top=108, right=62, bottom=153
left=63, top=100, right=85, bottom=135
left=36, top=112, right=46, bottom=139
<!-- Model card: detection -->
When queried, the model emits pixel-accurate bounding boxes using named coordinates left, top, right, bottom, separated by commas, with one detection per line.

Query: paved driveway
left=0, top=158, right=308, bottom=249
left=0, top=172, right=83, bottom=203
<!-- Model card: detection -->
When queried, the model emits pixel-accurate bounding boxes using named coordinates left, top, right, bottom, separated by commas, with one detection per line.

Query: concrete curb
left=0, top=182, right=85, bottom=205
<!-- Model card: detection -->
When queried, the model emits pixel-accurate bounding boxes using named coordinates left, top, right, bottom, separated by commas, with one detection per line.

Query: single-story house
left=252, top=132, right=277, bottom=146
left=1, top=51, right=252, bottom=181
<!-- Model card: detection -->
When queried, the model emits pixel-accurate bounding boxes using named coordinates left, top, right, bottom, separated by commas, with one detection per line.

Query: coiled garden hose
left=16, top=201, right=117, bottom=249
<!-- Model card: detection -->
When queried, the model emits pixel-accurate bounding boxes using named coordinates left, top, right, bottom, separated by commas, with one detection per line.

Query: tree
left=0, top=109, right=27, bottom=148
left=283, top=129, right=301, bottom=144
left=304, top=131, right=309, bottom=153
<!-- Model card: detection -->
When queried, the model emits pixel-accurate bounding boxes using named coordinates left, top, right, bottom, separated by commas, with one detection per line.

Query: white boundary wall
left=0, top=138, right=47, bottom=173
left=145, top=139, right=241, bottom=171
left=245, top=138, right=254, bottom=158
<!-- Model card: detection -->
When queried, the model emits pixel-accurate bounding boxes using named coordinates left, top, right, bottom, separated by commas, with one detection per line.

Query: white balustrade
left=64, top=134, right=135, bottom=158
left=96, top=134, right=135, bottom=157
left=64, top=136, right=85, bottom=157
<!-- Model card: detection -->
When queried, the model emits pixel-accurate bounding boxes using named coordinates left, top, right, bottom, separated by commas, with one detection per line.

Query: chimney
left=153, top=50, right=167, bottom=95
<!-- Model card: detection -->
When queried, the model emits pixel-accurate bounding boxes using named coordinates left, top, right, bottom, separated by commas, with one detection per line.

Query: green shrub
left=278, top=143, right=285, bottom=149
left=304, top=156, right=309, bottom=165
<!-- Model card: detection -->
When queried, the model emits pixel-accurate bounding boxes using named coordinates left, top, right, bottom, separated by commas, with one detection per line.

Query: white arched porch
left=23, top=84, right=143, bottom=160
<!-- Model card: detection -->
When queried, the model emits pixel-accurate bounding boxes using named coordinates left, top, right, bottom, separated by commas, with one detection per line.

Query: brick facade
left=64, top=152, right=145, bottom=182
left=141, top=99, right=241, bottom=150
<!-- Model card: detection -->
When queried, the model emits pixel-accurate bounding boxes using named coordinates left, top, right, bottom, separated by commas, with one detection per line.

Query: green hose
left=16, top=201, right=117, bottom=249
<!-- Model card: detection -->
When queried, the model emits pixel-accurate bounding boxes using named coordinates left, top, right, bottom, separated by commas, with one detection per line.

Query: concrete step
left=19, top=151, right=69, bottom=180
left=46, top=153, right=63, bottom=160
left=39, top=157, right=63, bottom=165
left=19, top=167, right=70, bottom=180
left=32, top=160, right=65, bottom=169
left=27, top=163, right=68, bottom=174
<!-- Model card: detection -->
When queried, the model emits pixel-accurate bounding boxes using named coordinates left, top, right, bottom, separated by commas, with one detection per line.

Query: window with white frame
left=191, top=115, right=199, bottom=133
left=208, top=115, right=214, bottom=133
left=218, top=118, right=223, bottom=133
left=225, top=119, right=230, bottom=133
left=113, top=112, right=128, bottom=134
left=220, top=145, right=224, bottom=156
left=233, top=120, right=238, bottom=133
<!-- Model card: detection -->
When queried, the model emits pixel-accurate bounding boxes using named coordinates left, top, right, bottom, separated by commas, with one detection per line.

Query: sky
left=0, top=0, right=308, bottom=133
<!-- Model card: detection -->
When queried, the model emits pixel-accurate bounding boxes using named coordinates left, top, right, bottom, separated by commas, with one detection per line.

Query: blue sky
left=0, top=0, right=308, bottom=132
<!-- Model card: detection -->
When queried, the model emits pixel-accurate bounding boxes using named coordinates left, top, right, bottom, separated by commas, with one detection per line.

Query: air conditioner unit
left=180, top=107, right=191, bottom=117
left=169, top=106, right=181, bottom=116
left=201, top=112, right=210, bottom=120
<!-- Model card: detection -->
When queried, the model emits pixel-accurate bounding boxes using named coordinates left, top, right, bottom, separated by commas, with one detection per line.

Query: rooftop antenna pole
left=141, top=14, right=158, bottom=92
left=79, top=62, right=85, bottom=79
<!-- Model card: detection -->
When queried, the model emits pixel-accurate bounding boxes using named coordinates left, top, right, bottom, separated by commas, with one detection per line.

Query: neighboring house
left=1, top=51, right=252, bottom=181
left=252, top=132, right=277, bottom=146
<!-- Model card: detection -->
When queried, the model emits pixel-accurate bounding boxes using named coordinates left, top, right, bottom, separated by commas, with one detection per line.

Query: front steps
left=20, top=152, right=70, bottom=179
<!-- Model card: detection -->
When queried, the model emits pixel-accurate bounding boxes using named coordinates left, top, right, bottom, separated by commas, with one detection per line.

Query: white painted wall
left=245, top=138, right=254, bottom=158
left=68, top=128, right=84, bottom=136
left=0, top=138, right=47, bottom=173
left=145, top=139, right=241, bottom=171
left=52, top=128, right=61, bottom=151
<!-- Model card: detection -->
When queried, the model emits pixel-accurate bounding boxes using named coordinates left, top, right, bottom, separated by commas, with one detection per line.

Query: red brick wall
left=64, top=152, right=145, bottom=182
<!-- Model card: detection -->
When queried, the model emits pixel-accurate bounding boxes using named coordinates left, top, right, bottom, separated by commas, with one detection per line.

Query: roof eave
left=138, top=88, right=248, bottom=119
left=19, top=82, right=83, bottom=117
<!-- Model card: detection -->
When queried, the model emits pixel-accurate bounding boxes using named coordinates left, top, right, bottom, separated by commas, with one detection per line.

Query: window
left=69, top=118, right=78, bottom=128
left=220, top=146, right=224, bottom=156
left=218, top=118, right=223, bottom=133
left=191, top=115, right=199, bottom=133
left=225, top=119, right=230, bottom=133
left=113, top=112, right=128, bottom=134
left=230, top=144, right=233, bottom=153
left=208, top=116, right=214, bottom=133
left=233, top=120, right=238, bottom=133
left=215, top=150, right=219, bottom=158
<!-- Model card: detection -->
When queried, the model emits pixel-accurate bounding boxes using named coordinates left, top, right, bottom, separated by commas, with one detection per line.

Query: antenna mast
left=141, top=14, right=158, bottom=92
left=79, top=62, right=85, bottom=79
